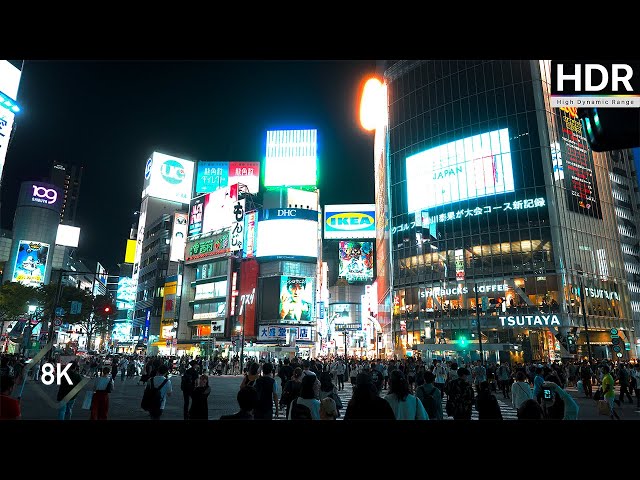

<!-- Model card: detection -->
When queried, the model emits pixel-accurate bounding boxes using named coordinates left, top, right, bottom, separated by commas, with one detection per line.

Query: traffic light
left=577, top=108, right=640, bottom=152
left=459, top=336, right=468, bottom=347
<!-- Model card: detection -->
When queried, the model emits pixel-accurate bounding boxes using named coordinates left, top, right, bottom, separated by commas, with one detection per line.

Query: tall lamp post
left=475, top=283, right=484, bottom=366
left=577, top=271, right=593, bottom=362
left=238, top=307, right=246, bottom=375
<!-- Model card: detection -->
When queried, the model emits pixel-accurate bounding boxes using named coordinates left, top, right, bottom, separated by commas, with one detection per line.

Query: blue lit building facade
left=382, top=60, right=635, bottom=363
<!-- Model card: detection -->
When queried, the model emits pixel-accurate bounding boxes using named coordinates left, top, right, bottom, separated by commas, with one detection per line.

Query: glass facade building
left=382, top=60, right=636, bottom=363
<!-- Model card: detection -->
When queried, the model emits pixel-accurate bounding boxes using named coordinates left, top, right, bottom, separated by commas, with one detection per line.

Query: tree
left=0, top=282, right=42, bottom=343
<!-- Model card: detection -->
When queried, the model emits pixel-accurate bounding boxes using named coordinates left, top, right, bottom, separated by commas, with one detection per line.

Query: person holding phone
left=541, top=381, right=579, bottom=420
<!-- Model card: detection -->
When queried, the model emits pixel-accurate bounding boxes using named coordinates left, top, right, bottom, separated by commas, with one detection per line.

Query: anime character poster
left=339, top=241, right=374, bottom=283
left=12, top=240, right=50, bottom=287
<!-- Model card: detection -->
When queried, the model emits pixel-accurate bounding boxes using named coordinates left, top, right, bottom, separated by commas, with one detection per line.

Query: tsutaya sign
left=571, top=286, right=620, bottom=301
left=499, top=314, right=561, bottom=327
left=420, top=284, right=509, bottom=298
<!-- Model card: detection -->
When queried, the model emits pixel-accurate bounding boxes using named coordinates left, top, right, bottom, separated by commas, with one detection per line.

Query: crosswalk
left=276, top=383, right=518, bottom=420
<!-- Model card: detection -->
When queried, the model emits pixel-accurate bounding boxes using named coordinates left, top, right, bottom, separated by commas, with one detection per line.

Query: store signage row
left=391, top=197, right=546, bottom=234
left=419, top=284, right=509, bottom=298
left=571, top=287, right=620, bottom=301
left=499, top=314, right=560, bottom=327
left=335, top=323, right=362, bottom=331
left=258, top=325, right=312, bottom=341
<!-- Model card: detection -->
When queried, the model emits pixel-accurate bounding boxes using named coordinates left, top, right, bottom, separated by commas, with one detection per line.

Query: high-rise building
left=608, top=149, right=640, bottom=357
left=49, top=162, right=83, bottom=224
left=377, top=60, right=636, bottom=362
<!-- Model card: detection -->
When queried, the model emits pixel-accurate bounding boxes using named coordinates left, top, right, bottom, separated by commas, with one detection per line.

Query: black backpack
left=290, top=398, right=313, bottom=420
left=419, top=385, right=439, bottom=419
left=141, top=377, right=168, bottom=412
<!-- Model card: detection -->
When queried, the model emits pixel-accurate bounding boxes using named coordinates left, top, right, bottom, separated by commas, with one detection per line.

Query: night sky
left=1, top=60, right=378, bottom=272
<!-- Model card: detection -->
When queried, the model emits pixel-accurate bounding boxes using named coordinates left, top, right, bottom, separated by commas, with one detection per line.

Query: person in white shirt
left=149, top=364, right=173, bottom=420
left=384, top=370, right=428, bottom=420
left=511, top=370, right=533, bottom=410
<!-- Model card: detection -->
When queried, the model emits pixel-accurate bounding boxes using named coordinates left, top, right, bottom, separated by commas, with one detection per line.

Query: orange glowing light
left=360, top=77, right=385, bottom=131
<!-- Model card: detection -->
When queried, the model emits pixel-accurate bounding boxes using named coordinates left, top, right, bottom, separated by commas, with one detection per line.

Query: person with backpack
left=445, top=367, right=475, bottom=420
left=288, top=373, right=320, bottom=420
left=143, top=364, right=172, bottom=420
left=416, top=371, right=443, bottom=420
left=280, top=367, right=303, bottom=419
left=180, top=360, right=199, bottom=420
left=278, top=358, right=293, bottom=388
left=254, top=362, right=279, bottom=420
left=220, top=386, right=258, bottom=420
left=476, top=380, right=503, bottom=420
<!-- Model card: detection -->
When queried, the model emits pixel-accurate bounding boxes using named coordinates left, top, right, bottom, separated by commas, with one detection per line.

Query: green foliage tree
left=0, top=282, right=42, bottom=342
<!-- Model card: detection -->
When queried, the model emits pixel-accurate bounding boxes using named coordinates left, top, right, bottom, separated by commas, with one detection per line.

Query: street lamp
left=475, top=283, right=484, bottom=366
left=238, top=308, right=246, bottom=375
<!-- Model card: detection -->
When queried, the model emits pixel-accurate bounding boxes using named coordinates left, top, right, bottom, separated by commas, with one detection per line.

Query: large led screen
left=12, top=240, right=50, bottom=287
left=142, top=152, right=195, bottom=204
left=279, top=275, right=314, bottom=322
left=55, top=224, right=81, bottom=247
left=339, top=241, right=374, bottom=283
left=116, top=277, right=136, bottom=310
left=406, top=128, right=514, bottom=212
left=255, top=209, right=318, bottom=261
left=264, top=129, right=317, bottom=187
left=196, top=161, right=228, bottom=194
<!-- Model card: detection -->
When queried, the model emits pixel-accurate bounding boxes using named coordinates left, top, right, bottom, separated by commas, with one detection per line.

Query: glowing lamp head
left=104, top=306, right=111, bottom=313
left=360, top=77, right=386, bottom=131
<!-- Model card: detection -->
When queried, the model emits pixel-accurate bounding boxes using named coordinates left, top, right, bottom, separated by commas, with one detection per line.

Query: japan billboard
left=0, top=61, right=21, bottom=184
left=116, top=277, right=136, bottom=310
left=202, top=184, right=238, bottom=235
left=142, top=152, right=195, bottom=204
left=55, top=224, right=81, bottom=248
left=239, top=259, right=259, bottom=338
left=196, top=161, right=228, bottom=194
left=255, top=208, right=318, bottom=262
left=338, top=241, right=374, bottom=283
left=185, top=230, right=230, bottom=263
left=12, top=240, right=50, bottom=287
left=230, top=199, right=245, bottom=252
left=17, top=181, right=63, bottom=214
left=189, top=195, right=205, bottom=236
left=229, top=162, right=260, bottom=194
left=243, top=210, right=257, bottom=258
left=324, top=204, right=376, bottom=239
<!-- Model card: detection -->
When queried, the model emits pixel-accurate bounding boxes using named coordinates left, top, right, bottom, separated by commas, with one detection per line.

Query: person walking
left=416, top=371, right=443, bottom=420
left=220, top=386, right=258, bottom=420
left=615, top=363, right=633, bottom=406
left=119, top=357, right=129, bottom=382
left=344, top=373, right=395, bottom=420
left=148, top=364, right=173, bottom=420
left=90, top=367, right=114, bottom=420
left=180, top=360, right=199, bottom=420
left=0, top=375, right=21, bottom=420
left=254, top=362, right=279, bottom=420
left=631, top=364, right=640, bottom=412
left=384, top=370, right=427, bottom=420
left=445, top=367, right=475, bottom=420
left=280, top=367, right=303, bottom=419
left=334, top=359, right=346, bottom=391
left=579, top=361, right=593, bottom=398
left=288, top=373, right=321, bottom=420
left=510, top=371, right=533, bottom=410
left=56, top=362, right=83, bottom=420
left=189, top=374, right=211, bottom=420
left=496, top=363, right=511, bottom=399
left=601, top=365, right=620, bottom=420
left=475, top=380, right=502, bottom=420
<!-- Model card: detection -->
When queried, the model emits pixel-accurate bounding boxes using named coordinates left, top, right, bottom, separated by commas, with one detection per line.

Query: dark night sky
left=1, top=60, right=378, bottom=272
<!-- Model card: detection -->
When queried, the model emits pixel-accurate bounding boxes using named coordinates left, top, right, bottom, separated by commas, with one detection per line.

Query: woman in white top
left=384, top=370, right=428, bottom=420
left=288, top=374, right=321, bottom=420
left=510, top=370, right=533, bottom=410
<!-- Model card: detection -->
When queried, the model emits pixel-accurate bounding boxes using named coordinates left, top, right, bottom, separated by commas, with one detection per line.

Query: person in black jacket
left=189, top=374, right=211, bottom=420
left=220, top=386, right=258, bottom=420
left=254, top=362, right=279, bottom=419
left=181, top=360, right=200, bottom=420
left=475, top=380, right=502, bottom=420
left=344, top=373, right=396, bottom=420
left=57, top=362, right=84, bottom=420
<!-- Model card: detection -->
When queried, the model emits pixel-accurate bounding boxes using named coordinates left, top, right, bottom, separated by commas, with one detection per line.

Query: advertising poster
left=264, top=129, right=317, bottom=187
left=185, top=230, right=230, bottom=263
left=243, top=210, right=257, bottom=258
left=239, top=259, right=258, bottom=337
left=196, top=161, right=228, bottom=194
left=406, top=128, right=515, bottom=212
left=279, top=276, right=314, bottom=322
left=142, top=152, right=195, bottom=204
left=12, top=240, right=50, bottom=287
left=324, top=204, right=376, bottom=239
left=230, top=199, right=245, bottom=252
left=229, top=161, right=260, bottom=194
left=338, top=241, right=374, bottom=283
left=189, top=195, right=205, bottom=236
left=170, top=213, right=188, bottom=261
left=116, top=277, right=136, bottom=310
left=556, top=107, right=601, bottom=218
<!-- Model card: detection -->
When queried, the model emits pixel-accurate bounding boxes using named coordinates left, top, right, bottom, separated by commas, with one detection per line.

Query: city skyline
left=1, top=60, right=378, bottom=271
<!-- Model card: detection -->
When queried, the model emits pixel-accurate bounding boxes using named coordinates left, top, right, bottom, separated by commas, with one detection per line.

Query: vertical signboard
left=0, top=60, right=21, bottom=183
left=189, top=195, right=205, bottom=236
left=239, top=259, right=259, bottom=337
left=243, top=210, right=257, bottom=258
left=170, top=213, right=188, bottom=261
left=132, top=196, right=148, bottom=290
left=230, top=199, right=245, bottom=252
left=159, top=278, right=177, bottom=341
left=557, top=107, right=601, bottom=218
left=455, top=249, right=465, bottom=281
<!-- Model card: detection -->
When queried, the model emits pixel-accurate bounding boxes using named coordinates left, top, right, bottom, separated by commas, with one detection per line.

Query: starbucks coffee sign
left=499, top=314, right=561, bottom=327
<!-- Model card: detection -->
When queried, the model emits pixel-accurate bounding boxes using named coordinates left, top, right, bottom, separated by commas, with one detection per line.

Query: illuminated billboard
left=0, top=61, right=21, bottom=183
left=406, top=128, right=515, bottom=212
left=55, top=224, right=81, bottom=247
left=124, top=239, right=136, bottom=264
left=17, top=181, right=63, bottom=214
left=243, top=210, right=257, bottom=258
left=279, top=276, right=314, bottom=322
left=189, top=195, right=205, bottom=236
left=255, top=209, right=318, bottom=262
left=338, top=241, right=374, bottom=283
left=116, top=277, right=136, bottom=310
left=170, top=213, right=188, bottom=261
left=195, top=161, right=260, bottom=195
left=202, top=185, right=238, bottom=235
left=239, top=259, right=259, bottom=337
left=324, top=204, right=376, bottom=239
left=12, top=240, right=50, bottom=287
left=142, top=152, right=195, bottom=204
left=264, top=129, right=317, bottom=187
left=185, top=230, right=230, bottom=263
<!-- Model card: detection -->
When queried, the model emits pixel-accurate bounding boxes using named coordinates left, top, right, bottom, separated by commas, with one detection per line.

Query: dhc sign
left=324, top=204, right=376, bottom=240
left=499, top=314, right=561, bottom=327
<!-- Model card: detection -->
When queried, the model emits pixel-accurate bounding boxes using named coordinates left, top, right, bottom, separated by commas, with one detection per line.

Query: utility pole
left=475, top=283, right=484, bottom=366
left=578, top=272, right=593, bottom=362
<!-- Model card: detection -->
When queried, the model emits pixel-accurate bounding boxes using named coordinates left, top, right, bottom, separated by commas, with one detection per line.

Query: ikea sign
left=324, top=204, right=376, bottom=239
